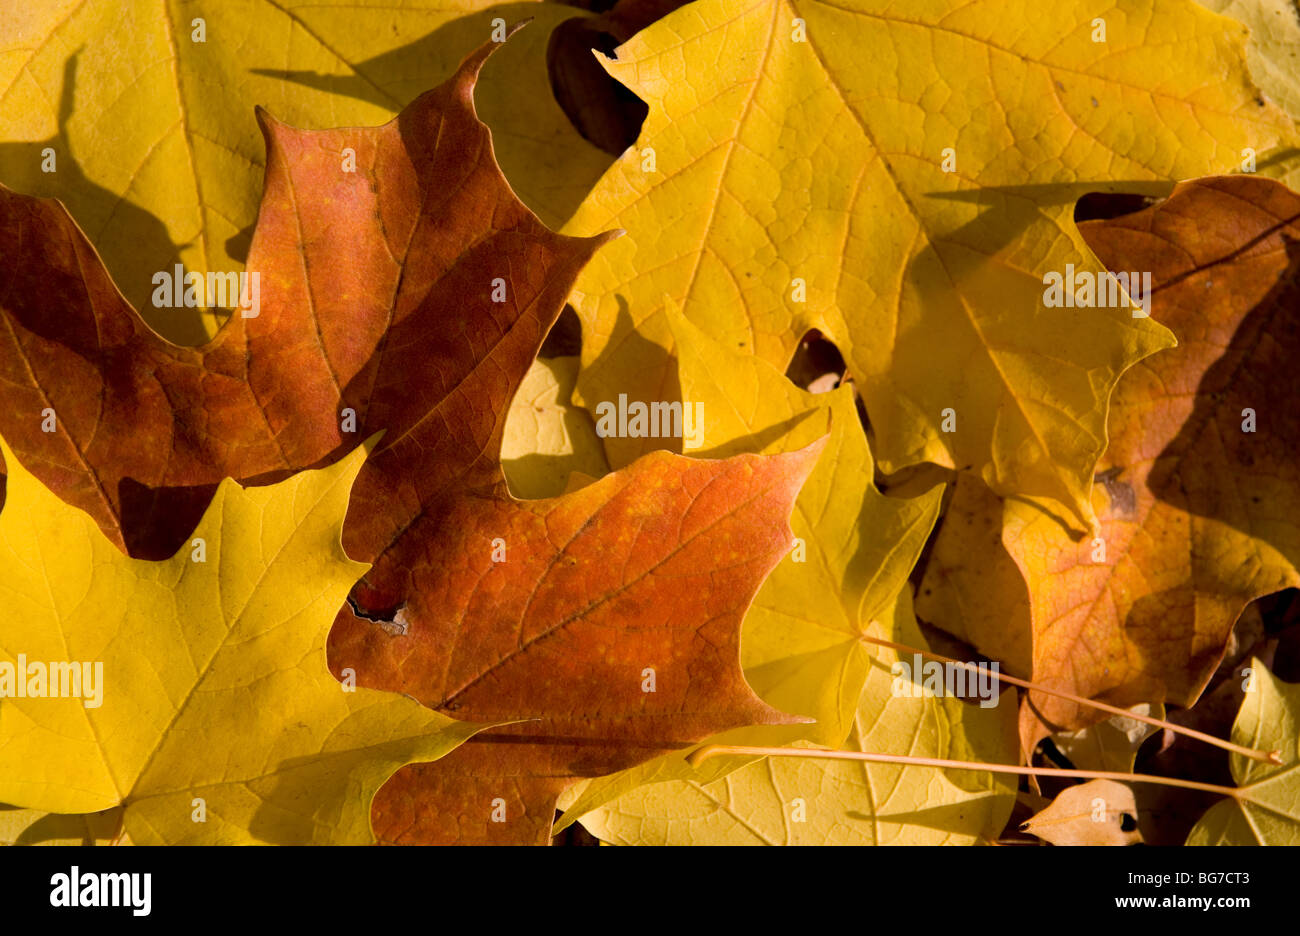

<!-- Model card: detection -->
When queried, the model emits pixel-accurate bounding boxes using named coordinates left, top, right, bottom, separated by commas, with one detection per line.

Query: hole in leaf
left=347, top=595, right=406, bottom=628
left=784, top=329, right=846, bottom=393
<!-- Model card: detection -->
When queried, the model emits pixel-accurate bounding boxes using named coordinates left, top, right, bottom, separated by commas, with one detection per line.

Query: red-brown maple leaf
left=919, top=176, right=1300, bottom=754
left=0, top=32, right=818, bottom=843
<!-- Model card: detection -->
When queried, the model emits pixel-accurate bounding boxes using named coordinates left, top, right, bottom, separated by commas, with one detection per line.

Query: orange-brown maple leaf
left=920, top=176, right=1300, bottom=752
left=0, top=34, right=817, bottom=843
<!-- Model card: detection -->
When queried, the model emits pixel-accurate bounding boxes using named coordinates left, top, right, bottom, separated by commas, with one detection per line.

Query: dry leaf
left=1021, top=779, right=1142, bottom=846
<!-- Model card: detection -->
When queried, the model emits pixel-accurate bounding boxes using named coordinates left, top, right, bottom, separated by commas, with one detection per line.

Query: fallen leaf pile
left=2, top=0, right=1300, bottom=847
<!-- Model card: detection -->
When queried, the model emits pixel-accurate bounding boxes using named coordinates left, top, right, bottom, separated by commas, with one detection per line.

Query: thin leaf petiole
left=687, top=745, right=1244, bottom=799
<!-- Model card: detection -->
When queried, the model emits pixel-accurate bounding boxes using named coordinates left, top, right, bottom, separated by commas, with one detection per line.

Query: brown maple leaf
left=343, top=444, right=818, bottom=845
left=0, top=32, right=818, bottom=843
left=0, top=31, right=604, bottom=560
left=1025, top=174, right=1300, bottom=736
left=920, top=175, right=1300, bottom=752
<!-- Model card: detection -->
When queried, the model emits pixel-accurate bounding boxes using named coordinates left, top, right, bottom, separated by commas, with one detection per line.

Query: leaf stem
left=687, top=745, right=1243, bottom=799
left=859, top=633, right=1281, bottom=765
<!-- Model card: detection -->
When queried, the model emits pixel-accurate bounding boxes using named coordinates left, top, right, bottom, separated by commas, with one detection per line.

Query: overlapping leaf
left=1188, top=659, right=1300, bottom=844
left=555, top=305, right=941, bottom=829
left=1196, top=0, right=1300, bottom=125
left=0, top=1, right=612, bottom=341
left=5, top=0, right=1291, bottom=850
left=1194, top=1, right=1300, bottom=191
left=560, top=0, right=1298, bottom=529
left=0, top=37, right=607, bottom=564
left=1054, top=704, right=1163, bottom=774
left=354, top=440, right=820, bottom=844
left=919, top=176, right=1300, bottom=751
left=576, top=589, right=1018, bottom=846
left=0, top=37, right=824, bottom=845
left=0, top=438, right=490, bottom=845
left=501, top=356, right=609, bottom=498
left=1021, top=779, right=1142, bottom=845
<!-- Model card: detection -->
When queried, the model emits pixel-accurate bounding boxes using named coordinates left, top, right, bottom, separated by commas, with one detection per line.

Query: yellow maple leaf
left=1194, top=0, right=1300, bottom=187
left=501, top=356, right=611, bottom=499
left=563, top=0, right=1294, bottom=530
left=1188, top=660, right=1300, bottom=845
left=0, top=437, right=490, bottom=845
left=1196, top=0, right=1300, bottom=124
